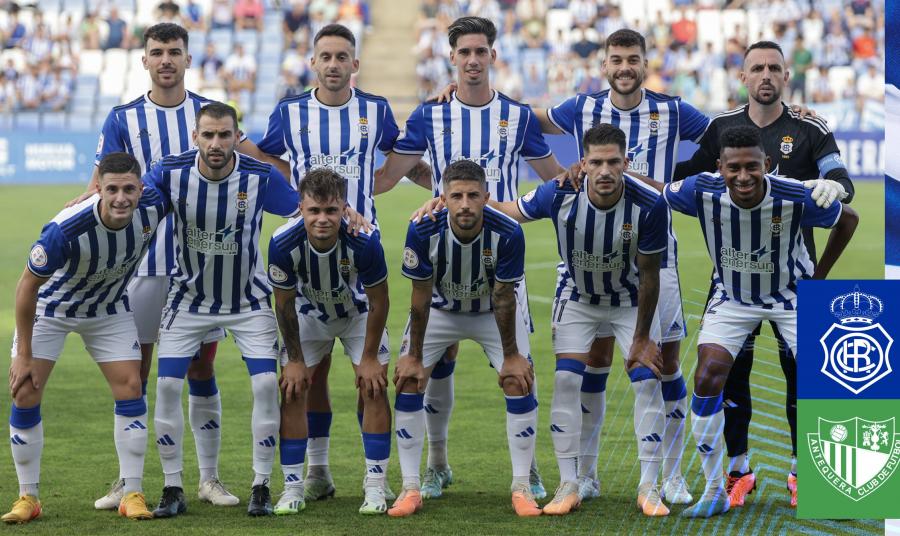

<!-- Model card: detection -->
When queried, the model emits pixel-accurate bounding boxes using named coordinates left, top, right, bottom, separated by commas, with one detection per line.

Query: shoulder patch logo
left=30, top=245, right=48, bottom=268
left=668, top=181, right=683, bottom=193
left=403, top=247, right=419, bottom=270
left=269, top=264, right=289, bottom=284
left=522, top=189, right=537, bottom=202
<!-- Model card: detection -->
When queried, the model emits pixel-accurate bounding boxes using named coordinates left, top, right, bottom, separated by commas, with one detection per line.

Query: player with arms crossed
left=376, top=16, right=565, bottom=500
left=145, top=103, right=300, bottom=518
left=486, top=124, right=671, bottom=516
left=5, top=153, right=167, bottom=524
left=389, top=160, right=540, bottom=517
left=266, top=169, right=392, bottom=515
left=673, top=41, right=855, bottom=508
left=661, top=125, right=858, bottom=518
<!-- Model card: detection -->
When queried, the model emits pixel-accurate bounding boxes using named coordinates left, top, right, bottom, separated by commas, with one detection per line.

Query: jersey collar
left=451, top=89, right=498, bottom=110
left=311, top=87, right=356, bottom=110
left=144, top=90, right=190, bottom=111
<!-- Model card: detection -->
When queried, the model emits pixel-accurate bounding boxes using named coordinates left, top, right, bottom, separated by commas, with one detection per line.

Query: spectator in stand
left=0, top=71, right=13, bottom=112
left=223, top=42, right=256, bottom=110
left=569, top=0, right=598, bottom=28
left=821, top=19, right=851, bottom=66
left=855, top=62, right=883, bottom=104
left=495, top=59, right=523, bottom=100
left=42, top=66, right=70, bottom=111
left=199, top=42, right=225, bottom=91
left=852, top=28, right=877, bottom=68
left=157, top=1, right=182, bottom=23
left=811, top=65, right=835, bottom=103
left=183, top=0, right=206, bottom=31
left=24, top=24, right=54, bottom=63
left=235, top=0, right=265, bottom=31
left=211, top=0, right=235, bottom=30
left=283, top=1, right=310, bottom=50
left=79, top=12, right=102, bottom=50
left=570, top=28, right=600, bottom=59
left=280, top=41, right=312, bottom=99
left=3, top=8, right=26, bottom=49
left=16, top=63, right=43, bottom=111
left=670, top=8, right=697, bottom=48
left=103, top=8, right=131, bottom=50
left=790, top=35, right=813, bottom=101
left=416, top=45, right=449, bottom=101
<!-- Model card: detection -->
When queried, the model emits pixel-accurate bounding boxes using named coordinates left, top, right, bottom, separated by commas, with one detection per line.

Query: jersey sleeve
left=800, top=192, right=843, bottom=229
left=377, top=101, right=401, bottom=154
left=495, top=226, right=526, bottom=283
left=638, top=196, right=669, bottom=254
left=27, top=223, right=68, bottom=278
left=520, top=107, right=552, bottom=160
left=357, top=232, right=389, bottom=287
left=401, top=221, right=433, bottom=280
left=266, top=235, right=299, bottom=290
left=392, top=104, right=429, bottom=155
left=94, top=110, right=126, bottom=165
left=141, top=162, right=169, bottom=199
left=547, top=96, right=578, bottom=135
left=516, top=180, right=556, bottom=220
left=677, top=99, right=711, bottom=143
left=663, top=174, right=699, bottom=216
left=263, top=167, right=301, bottom=217
left=257, top=104, right=288, bottom=156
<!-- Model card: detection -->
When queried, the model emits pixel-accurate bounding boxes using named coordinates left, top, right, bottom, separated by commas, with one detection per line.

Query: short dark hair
left=442, top=160, right=486, bottom=189
left=196, top=102, right=238, bottom=130
left=98, top=152, right=141, bottom=181
left=299, top=168, right=347, bottom=203
left=605, top=29, right=646, bottom=55
left=719, top=125, right=765, bottom=154
left=743, top=40, right=784, bottom=60
left=582, top=123, right=626, bottom=156
left=143, top=22, right=189, bottom=48
left=448, top=16, right=497, bottom=48
left=314, top=23, right=356, bottom=48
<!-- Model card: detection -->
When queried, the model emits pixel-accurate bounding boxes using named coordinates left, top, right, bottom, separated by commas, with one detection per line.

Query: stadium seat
left=42, top=112, right=69, bottom=132
left=105, top=49, right=129, bottom=76
left=209, top=29, right=233, bottom=49
left=80, top=50, right=105, bottom=77
left=68, top=109, right=94, bottom=132
left=828, top=66, right=856, bottom=99
left=15, top=112, right=42, bottom=131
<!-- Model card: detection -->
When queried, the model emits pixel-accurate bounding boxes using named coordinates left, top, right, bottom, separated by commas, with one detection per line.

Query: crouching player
left=5, top=153, right=166, bottom=523
left=267, top=169, right=392, bottom=515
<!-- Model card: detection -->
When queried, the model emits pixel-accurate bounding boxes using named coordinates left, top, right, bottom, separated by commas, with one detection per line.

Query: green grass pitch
left=0, top=181, right=885, bottom=535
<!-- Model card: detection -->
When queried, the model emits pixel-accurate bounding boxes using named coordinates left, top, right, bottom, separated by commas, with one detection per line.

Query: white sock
left=425, top=358, right=454, bottom=470
left=188, top=384, right=221, bottom=483
left=790, top=456, right=797, bottom=475
left=661, top=370, right=688, bottom=480
left=505, top=394, right=538, bottom=480
left=691, top=393, right=725, bottom=493
left=629, top=367, right=665, bottom=487
left=578, top=366, right=609, bottom=479
left=9, top=405, right=43, bottom=498
left=249, top=371, right=279, bottom=484
left=395, top=393, right=425, bottom=489
left=114, top=398, right=148, bottom=494
left=155, top=375, right=186, bottom=488
left=550, top=360, right=584, bottom=482
left=728, top=453, right=750, bottom=474
left=306, top=438, right=330, bottom=470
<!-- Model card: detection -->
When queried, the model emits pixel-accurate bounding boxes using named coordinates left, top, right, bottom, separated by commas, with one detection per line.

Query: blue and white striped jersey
left=27, top=189, right=168, bottom=318
left=518, top=176, right=668, bottom=307
left=258, top=88, right=400, bottom=224
left=144, top=150, right=300, bottom=314
left=663, top=173, right=842, bottom=309
left=267, top=218, right=388, bottom=323
left=96, top=90, right=212, bottom=277
left=402, top=206, right=525, bottom=313
left=393, top=91, right=552, bottom=201
left=548, top=89, right=709, bottom=268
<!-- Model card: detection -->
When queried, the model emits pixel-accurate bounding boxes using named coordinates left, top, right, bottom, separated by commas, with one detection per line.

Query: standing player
left=389, top=160, right=540, bottom=518
left=673, top=41, right=855, bottom=508
left=375, top=16, right=565, bottom=500
left=266, top=169, right=392, bottom=515
left=662, top=126, right=858, bottom=518
left=4, top=153, right=166, bottom=524
left=146, top=103, right=299, bottom=518
left=485, top=124, right=672, bottom=516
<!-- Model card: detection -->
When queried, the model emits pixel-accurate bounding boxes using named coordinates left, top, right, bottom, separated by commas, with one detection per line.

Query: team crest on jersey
left=403, top=247, right=419, bottom=269
left=29, top=245, right=48, bottom=268
left=819, top=288, right=893, bottom=395
left=141, top=225, right=153, bottom=242
left=781, top=136, right=794, bottom=156
left=482, top=248, right=494, bottom=268
left=498, top=120, right=509, bottom=139
left=269, top=264, right=289, bottom=284
left=340, top=257, right=351, bottom=275
left=770, top=216, right=783, bottom=237
left=236, top=191, right=249, bottom=213
left=648, top=112, right=660, bottom=134
left=620, top=223, right=634, bottom=242
left=358, top=117, right=369, bottom=137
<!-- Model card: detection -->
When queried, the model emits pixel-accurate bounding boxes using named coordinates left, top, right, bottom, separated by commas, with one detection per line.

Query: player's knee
left=187, top=358, right=214, bottom=381
left=12, top=386, right=42, bottom=409
left=116, top=375, right=143, bottom=400
left=500, top=376, right=527, bottom=396
left=586, top=338, right=614, bottom=368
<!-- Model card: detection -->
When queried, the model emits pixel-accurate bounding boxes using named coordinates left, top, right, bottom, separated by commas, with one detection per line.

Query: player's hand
left=356, top=356, right=387, bottom=400
left=555, top=162, right=584, bottom=191
left=65, top=187, right=98, bottom=208
left=8, top=355, right=40, bottom=397
left=428, top=82, right=457, bottom=103
left=280, top=360, right=311, bottom=402
left=803, top=179, right=847, bottom=208
left=393, top=354, right=427, bottom=393
left=789, top=103, right=817, bottom=118
left=498, top=353, right=534, bottom=394
left=410, top=197, right=445, bottom=222
left=343, top=205, right=374, bottom=236
left=626, top=337, right=662, bottom=379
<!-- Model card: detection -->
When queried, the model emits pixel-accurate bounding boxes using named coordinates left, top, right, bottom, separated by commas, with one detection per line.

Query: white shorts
left=127, top=276, right=226, bottom=345
left=593, top=266, right=685, bottom=343
left=552, top=298, right=661, bottom=356
left=158, top=308, right=279, bottom=359
left=280, top=313, right=390, bottom=368
left=698, top=297, right=797, bottom=358
left=399, top=307, right=531, bottom=369
left=515, top=279, right=533, bottom=332
left=11, top=313, right=141, bottom=363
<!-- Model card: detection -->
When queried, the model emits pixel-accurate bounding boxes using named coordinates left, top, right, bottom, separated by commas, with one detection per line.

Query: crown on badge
left=830, top=287, right=883, bottom=324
